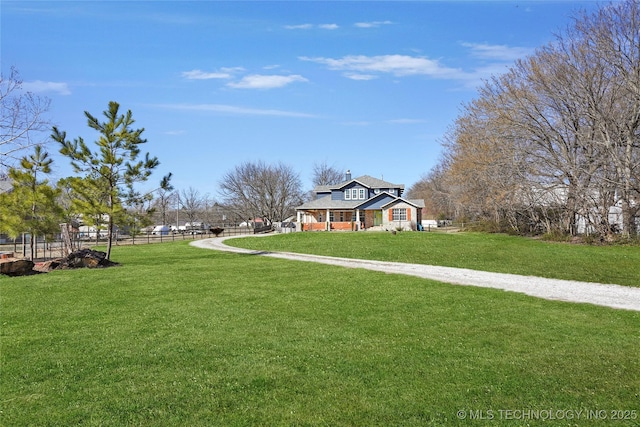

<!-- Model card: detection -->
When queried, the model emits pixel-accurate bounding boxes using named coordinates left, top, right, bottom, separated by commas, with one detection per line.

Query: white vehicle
left=151, top=225, right=170, bottom=235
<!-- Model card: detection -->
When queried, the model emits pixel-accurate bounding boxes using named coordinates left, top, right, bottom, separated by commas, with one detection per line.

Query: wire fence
left=0, top=226, right=260, bottom=261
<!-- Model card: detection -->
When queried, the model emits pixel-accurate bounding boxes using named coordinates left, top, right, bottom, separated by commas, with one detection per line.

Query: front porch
left=296, top=209, right=383, bottom=231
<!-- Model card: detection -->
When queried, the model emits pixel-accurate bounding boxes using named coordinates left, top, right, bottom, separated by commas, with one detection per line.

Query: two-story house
left=295, top=171, right=425, bottom=231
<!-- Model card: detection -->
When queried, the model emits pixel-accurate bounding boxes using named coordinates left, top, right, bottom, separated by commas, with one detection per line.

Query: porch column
left=355, top=210, right=360, bottom=231
left=326, top=209, right=330, bottom=231
left=297, top=211, right=301, bottom=222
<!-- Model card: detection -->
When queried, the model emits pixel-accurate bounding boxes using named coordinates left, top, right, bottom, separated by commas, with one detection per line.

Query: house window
left=392, top=208, right=407, bottom=221
left=359, top=188, right=365, bottom=199
left=345, top=190, right=351, bottom=200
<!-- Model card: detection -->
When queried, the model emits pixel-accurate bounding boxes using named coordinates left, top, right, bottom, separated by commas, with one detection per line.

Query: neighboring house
left=296, top=171, right=425, bottom=231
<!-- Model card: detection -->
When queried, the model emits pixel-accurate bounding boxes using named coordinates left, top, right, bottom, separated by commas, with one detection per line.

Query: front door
left=374, top=210, right=382, bottom=226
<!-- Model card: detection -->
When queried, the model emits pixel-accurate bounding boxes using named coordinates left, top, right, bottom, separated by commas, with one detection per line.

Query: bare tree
left=406, top=163, right=456, bottom=221
left=151, top=173, right=175, bottom=225
left=200, top=195, right=224, bottom=226
left=180, top=186, right=203, bottom=228
left=0, top=67, right=51, bottom=173
left=312, top=161, right=345, bottom=186
left=219, top=161, right=303, bottom=224
left=432, top=0, right=640, bottom=239
left=572, top=0, right=640, bottom=236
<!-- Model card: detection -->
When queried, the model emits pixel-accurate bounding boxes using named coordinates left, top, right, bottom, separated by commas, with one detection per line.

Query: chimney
left=345, top=169, right=351, bottom=181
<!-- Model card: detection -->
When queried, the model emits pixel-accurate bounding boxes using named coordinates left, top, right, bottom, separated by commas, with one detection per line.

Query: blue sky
left=2, top=0, right=601, bottom=197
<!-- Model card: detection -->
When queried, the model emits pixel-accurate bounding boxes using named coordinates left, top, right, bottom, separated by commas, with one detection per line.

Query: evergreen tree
left=0, top=146, right=62, bottom=260
left=52, top=101, right=169, bottom=259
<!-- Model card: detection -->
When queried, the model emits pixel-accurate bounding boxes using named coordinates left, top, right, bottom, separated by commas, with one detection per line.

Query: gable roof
left=352, top=191, right=398, bottom=210
left=381, top=197, right=425, bottom=209
left=296, top=191, right=425, bottom=211
left=315, top=174, right=404, bottom=193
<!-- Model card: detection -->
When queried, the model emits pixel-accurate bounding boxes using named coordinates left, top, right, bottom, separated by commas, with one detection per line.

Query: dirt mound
left=0, top=258, right=36, bottom=276
left=52, top=249, right=119, bottom=270
left=2, top=249, right=122, bottom=276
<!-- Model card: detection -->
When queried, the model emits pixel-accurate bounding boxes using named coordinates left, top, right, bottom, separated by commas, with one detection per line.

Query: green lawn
left=226, top=231, right=640, bottom=287
left=1, top=239, right=639, bottom=426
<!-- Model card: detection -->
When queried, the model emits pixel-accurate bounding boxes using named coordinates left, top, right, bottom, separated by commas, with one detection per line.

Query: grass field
left=1, top=235, right=639, bottom=426
left=226, top=231, right=640, bottom=287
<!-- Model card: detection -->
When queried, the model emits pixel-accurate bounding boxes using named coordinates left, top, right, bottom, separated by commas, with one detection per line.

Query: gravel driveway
left=191, top=236, right=640, bottom=312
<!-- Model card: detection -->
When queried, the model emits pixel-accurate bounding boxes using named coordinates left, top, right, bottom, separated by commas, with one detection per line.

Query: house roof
left=315, top=175, right=404, bottom=193
left=297, top=173, right=420, bottom=212
left=382, top=197, right=425, bottom=209
left=297, top=195, right=361, bottom=210
left=296, top=193, right=425, bottom=211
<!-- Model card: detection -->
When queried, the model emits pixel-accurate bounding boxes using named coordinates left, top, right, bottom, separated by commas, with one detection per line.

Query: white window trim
left=392, top=208, right=407, bottom=221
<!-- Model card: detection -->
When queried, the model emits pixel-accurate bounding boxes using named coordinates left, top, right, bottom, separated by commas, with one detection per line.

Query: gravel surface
left=191, top=236, right=640, bottom=312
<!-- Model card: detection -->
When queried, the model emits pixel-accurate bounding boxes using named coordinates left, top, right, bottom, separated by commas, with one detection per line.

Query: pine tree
left=52, top=101, right=168, bottom=260
left=0, top=146, right=62, bottom=260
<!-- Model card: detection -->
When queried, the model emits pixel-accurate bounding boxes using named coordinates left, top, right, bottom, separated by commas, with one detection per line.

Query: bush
left=541, top=230, right=573, bottom=243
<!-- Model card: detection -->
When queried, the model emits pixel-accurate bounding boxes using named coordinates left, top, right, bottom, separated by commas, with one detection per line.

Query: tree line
left=11, top=2, right=634, bottom=255
left=408, top=0, right=639, bottom=240
left=1, top=101, right=170, bottom=260
left=0, top=77, right=344, bottom=259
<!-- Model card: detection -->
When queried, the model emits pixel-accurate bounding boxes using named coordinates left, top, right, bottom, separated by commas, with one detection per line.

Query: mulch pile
left=1, top=249, right=119, bottom=276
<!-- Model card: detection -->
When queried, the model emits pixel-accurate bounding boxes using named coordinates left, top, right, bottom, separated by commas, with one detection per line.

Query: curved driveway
left=191, top=236, right=640, bottom=312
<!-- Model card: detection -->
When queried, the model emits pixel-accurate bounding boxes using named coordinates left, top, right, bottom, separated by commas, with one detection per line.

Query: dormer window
left=344, top=187, right=367, bottom=200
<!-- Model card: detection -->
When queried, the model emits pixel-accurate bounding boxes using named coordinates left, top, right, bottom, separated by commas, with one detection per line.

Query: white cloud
left=227, top=74, right=308, bottom=89
left=284, top=23, right=314, bottom=30
left=22, top=80, right=71, bottom=95
left=181, top=69, right=237, bottom=80
left=300, top=54, right=462, bottom=78
left=354, top=20, right=393, bottom=28
left=344, top=73, right=378, bottom=81
left=300, top=50, right=527, bottom=90
left=462, top=42, right=533, bottom=61
left=153, top=103, right=317, bottom=118
left=284, top=23, right=338, bottom=30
